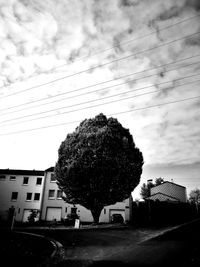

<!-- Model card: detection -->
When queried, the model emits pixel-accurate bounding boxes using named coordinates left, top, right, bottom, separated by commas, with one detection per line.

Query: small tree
left=27, top=210, right=38, bottom=224
left=140, top=181, right=154, bottom=199
left=140, top=177, right=164, bottom=199
left=189, top=188, right=200, bottom=204
left=155, top=177, right=164, bottom=186
left=55, top=113, right=143, bottom=223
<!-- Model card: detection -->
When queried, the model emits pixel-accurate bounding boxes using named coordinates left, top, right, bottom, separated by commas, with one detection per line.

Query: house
left=0, top=169, right=44, bottom=222
left=40, top=167, right=132, bottom=223
left=146, top=181, right=187, bottom=203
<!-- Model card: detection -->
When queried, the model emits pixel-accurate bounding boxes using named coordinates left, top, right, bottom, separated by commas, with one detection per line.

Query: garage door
left=46, top=207, right=62, bottom=221
left=109, top=209, right=125, bottom=222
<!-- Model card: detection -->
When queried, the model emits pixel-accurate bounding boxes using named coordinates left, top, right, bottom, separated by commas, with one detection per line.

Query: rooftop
left=45, top=167, right=54, bottom=172
left=153, top=181, right=186, bottom=189
left=0, top=169, right=44, bottom=176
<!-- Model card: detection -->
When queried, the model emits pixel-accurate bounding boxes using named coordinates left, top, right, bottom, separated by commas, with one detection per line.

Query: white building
left=146, top=181, right=187, bottom=203
left=40, top=167, right=132, bottom=223
left=0, top=169, right=44, bottom=222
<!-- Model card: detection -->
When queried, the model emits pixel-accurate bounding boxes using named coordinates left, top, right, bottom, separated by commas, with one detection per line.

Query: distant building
left=0, top=169, right=44, bottom=222
left=40, top=167, right=132, bottom=223
left=146, top=181, right=187, bottom=203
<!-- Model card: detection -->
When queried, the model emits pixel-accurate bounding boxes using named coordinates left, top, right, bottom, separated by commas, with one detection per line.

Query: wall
left=0, top=172, right=44, bottom=222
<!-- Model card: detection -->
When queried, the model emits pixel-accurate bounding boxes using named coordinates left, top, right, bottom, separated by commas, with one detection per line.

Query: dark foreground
left=1, top=220, right=200, bottom=267
left=0, top=230, right=54, bottom=267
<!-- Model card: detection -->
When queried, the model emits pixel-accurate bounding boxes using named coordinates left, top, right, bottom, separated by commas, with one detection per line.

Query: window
left=36, top=177, right=42, bottom=185
left=104, top=208, right=106, bottom=214
left=50, top=173, right=56, bottom=182
left=0, top=175, right=6, bottom=180
left=65, top=207, right=67, bottom=213
left=26, top=192, right=32, bottom=201
left=10, top=176, right=16, bottom=180
left=48, top=190, right=55, bottom=199
left=57, top=190, right=62, bottom=199
left=11, top=192, right=18, bottom=201
left=23, top=177, right=29, bottom=185
left=34, top=193, right=40, bottom=201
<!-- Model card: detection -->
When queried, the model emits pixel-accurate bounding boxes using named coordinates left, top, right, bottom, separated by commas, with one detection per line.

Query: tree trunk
left=91, top=207, right=103, bottom=224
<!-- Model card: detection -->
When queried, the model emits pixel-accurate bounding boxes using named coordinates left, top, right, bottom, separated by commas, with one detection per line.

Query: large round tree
left=55, top=113, right=143, bottom=223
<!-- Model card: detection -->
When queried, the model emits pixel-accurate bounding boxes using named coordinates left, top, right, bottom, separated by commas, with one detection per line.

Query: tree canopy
left=189, top=188, right=200, bottom=204
left=55, top=113, right=143, bottom=223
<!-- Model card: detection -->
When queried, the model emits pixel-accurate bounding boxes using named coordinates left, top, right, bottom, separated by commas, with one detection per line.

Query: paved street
left=91, top=219, right=200, bottom=267
left=21, top=225, right=172, bottom=262
left=2, top=220, right=200, bottom=267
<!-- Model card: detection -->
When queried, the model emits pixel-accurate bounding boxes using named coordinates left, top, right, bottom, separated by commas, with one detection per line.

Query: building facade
left=0, top=169, right=44, bottom=222
left=147, top=181, right=187, bottom=203
left=40, top=167, right=132, bottom=223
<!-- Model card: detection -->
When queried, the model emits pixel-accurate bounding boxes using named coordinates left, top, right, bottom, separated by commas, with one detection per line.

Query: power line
left=1, top=31, right=200, bottom=100
left=1, top=74, right=199, bottom=127
left=0, top=13, right=199, bottom=92
left=1, top=54, right=199, bottom=116
left=0, top=94, right=199, bottom=136
left=110, top=95, right=200, bottom=117
left=1, top=72, right=199, bottom=125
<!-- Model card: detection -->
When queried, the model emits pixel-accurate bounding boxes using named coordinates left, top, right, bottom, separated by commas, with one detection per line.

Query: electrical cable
left=0, top=73, right=199, bottom=127
left=1, top=54, right=199, bottom=116
left=0, top=31, right=199, bottom=99
left=0, top=94, right=199, bottom=136
left=0, top=13, right=199, bottom=91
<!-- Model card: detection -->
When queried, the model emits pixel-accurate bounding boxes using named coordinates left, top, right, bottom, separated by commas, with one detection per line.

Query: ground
left=1, top=220, right=200, bottom=267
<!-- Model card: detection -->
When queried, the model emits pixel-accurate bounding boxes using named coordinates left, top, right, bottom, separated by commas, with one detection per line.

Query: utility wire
left=1, top=74, right=199, bottom=127
left=1, top=54, right=199, bottom=115
left=109, top=95, right=200, bottom=117
left=0, top=95, right=199, bottom=136
left=0, top=31, right=200, bottom=100
left=0, top=13, right=199, bottom=91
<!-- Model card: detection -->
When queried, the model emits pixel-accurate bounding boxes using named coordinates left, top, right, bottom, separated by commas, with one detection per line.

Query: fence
left=131, top=200, right=200, bottom=227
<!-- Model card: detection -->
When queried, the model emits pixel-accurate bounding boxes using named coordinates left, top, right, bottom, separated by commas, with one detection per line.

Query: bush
left=27, top=210, right=39, bottom=225
left=64, top=213, right=79, bottom=226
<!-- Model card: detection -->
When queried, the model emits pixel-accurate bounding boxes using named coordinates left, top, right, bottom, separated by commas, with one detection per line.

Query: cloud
left=0, top=0, right=200, bottom=168
left=1, top=0, right=199, bottom=85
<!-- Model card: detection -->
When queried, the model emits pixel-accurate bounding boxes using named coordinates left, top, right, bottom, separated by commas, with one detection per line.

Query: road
left=90, top=219, right=200, bottom=267
left=5, top=220, right=200, bottom=266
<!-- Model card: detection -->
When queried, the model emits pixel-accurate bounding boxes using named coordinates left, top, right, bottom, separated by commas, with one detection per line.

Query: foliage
left=27, top=210, right=38, bottom=224
left=155, top=177, right=164, bottom=186
left=55, top=113, right=143, bottom=223
left=189, top=188, right=200, bottom=204
left=140, top=177, right=164, bottom=199
left=140, top=181, right=154, bottom=199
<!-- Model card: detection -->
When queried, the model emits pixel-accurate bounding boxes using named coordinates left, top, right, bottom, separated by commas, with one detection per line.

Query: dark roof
left=45, top=167, right=54, bottom=172
left=145, top=192, right=180, bottom=201
left=0, top=169, right=44, bottom=176
left=154, top=181, right=186, bottom=189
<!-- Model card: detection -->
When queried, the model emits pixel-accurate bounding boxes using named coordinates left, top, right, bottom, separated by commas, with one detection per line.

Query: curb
left=14, top=230, right=63, bottom=262
left=14, top=223, right=128, bottom=231
left=48, top=238, right=63, bottom=258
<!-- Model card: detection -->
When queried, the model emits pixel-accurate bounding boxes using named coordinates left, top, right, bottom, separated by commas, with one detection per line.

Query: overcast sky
left=0, top=0, right=200, bottom=199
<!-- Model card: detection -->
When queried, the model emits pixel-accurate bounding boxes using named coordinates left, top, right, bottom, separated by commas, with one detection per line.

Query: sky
left=0, top=0, right=200, bottom=199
